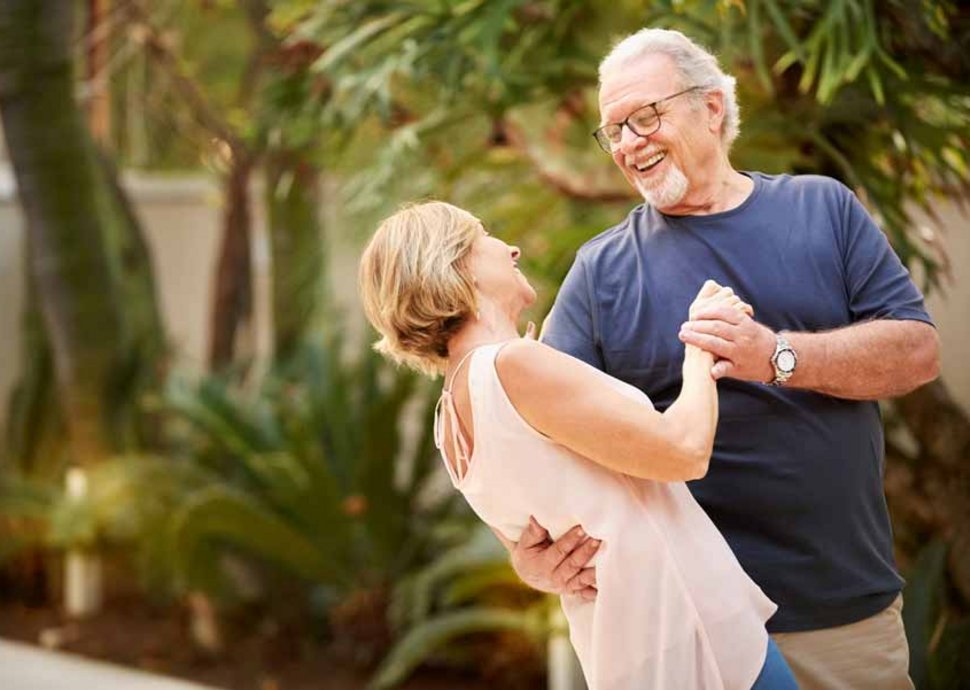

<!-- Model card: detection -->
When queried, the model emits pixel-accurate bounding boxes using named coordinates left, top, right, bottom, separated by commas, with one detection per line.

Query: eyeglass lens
left=599, top=104, right=660, bottom=150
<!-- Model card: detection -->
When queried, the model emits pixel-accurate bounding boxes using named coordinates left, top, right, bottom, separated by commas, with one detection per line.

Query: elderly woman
left=358, top=201, right=797, bottom=690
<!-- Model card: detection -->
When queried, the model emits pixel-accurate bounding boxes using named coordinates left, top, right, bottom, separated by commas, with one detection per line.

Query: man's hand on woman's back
left=510, top=517, right=600, bottom=601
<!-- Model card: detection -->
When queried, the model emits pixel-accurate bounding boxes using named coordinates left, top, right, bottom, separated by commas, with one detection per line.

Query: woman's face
left=466, top=224, right=537, bottom=315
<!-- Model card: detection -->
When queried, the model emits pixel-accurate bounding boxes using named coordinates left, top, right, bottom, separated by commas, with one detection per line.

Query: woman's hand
left=681, top=280, right=772, bottom=382
left=689, top=280, right=753, bottom=321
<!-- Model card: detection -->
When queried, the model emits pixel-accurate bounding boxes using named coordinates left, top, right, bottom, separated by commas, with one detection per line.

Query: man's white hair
left=599, top=28, right=740, bottom=149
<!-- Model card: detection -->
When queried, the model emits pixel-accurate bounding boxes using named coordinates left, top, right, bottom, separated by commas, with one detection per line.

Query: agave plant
left=372, top=525, right=552, bottom=689
left=156, top=333, right=469, bottom=654
left=901, top=540, right=970, bottom=690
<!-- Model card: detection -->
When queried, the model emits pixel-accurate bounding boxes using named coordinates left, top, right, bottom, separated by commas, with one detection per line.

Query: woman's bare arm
left=496, top=338, right=717, bottom=482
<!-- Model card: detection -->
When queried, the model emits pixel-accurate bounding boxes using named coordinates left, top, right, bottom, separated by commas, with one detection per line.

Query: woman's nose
left=511, top=247, right=521, bottom=260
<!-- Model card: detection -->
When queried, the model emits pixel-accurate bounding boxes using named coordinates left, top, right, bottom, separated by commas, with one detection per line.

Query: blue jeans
left=750, top=638, right=799, bottom=690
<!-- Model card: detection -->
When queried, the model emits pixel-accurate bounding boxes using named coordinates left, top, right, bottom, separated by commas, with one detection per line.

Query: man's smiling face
left=598, top=52, right=721, bottom=211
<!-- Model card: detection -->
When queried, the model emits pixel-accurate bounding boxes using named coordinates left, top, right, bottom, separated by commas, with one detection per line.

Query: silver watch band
left=770, top=333, right=797, bottom=386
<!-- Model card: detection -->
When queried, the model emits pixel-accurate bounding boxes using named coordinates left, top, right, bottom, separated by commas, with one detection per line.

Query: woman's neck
left=445, top=314, right=520, bottom=380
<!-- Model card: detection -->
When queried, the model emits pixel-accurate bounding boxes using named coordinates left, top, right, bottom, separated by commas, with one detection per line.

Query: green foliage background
left=1, top=1, right=968, bottom=688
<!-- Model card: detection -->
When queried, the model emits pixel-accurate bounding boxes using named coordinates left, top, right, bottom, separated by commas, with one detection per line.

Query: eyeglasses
left=592, top=86, right=702, bottom=153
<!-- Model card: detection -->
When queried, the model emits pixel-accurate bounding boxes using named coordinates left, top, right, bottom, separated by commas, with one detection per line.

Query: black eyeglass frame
left=592, top=86, right=704, bottom=153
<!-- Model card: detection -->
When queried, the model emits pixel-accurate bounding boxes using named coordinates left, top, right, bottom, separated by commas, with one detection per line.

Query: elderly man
left=511, top=28, right=939, bottom=690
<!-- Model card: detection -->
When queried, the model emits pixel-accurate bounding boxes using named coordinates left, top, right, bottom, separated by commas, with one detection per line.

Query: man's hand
left=679, top=304, right=776, bottom=381
left=510, top=517, right=600, bottom=601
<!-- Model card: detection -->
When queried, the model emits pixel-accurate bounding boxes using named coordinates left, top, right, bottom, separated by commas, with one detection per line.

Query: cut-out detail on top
left=434, top=346, right=482, bottom=485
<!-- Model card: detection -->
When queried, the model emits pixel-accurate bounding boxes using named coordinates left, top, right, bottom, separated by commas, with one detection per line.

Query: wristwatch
left=769, top=333, right=797, bottom=386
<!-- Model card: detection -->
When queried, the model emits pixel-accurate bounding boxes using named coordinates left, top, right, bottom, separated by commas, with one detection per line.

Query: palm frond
left=170, top=485, right=355, bottom=591
left=369, top=605, right=548, bottom=690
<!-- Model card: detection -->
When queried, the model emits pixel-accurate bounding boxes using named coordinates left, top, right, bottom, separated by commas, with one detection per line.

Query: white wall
left=920, top=202, right=970, bottom=412
left=129, top=176, right=225, bottom=371
left=0, top=167, right=25, bottom=432
left=125, top=175, right=273, bottom=374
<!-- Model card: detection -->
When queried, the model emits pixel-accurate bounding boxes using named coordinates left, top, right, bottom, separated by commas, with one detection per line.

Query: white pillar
left=547, top=607, right=587, bottom=690
left=64, top=467, right=102, bottom=618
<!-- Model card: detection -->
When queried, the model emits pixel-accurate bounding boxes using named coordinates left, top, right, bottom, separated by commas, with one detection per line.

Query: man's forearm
left=785, top=319, right=939, bottom=400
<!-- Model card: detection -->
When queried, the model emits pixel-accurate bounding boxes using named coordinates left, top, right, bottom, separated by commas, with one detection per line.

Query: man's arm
left=778, top=319, right=938, bottom=398
left=681, top=181, right=939, bottom=398
left=678, top=305, right=939, bottom=399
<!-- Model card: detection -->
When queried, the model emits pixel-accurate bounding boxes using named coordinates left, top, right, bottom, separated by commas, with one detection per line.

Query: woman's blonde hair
left=358, top=201, right=481, bottom=376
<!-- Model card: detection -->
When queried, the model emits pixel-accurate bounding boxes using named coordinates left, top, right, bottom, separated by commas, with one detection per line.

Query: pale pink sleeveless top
left=434, top=342, right=777, bottom=690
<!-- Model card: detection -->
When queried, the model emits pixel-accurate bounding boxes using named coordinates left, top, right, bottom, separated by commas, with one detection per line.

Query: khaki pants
left=771, top=595, right=914, bottom=690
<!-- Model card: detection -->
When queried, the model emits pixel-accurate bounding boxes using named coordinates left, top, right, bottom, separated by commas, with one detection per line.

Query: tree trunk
left=97, top=148, right=167, bottom=446
left=206, top=0, right=271, bottom=371
left=266, top=153, right=325, bottom=362
left=4, top=268, right=64, bottom=478
left=208, top=153, right=255, bottom=370
left=0, top=0, right=164, bottom=467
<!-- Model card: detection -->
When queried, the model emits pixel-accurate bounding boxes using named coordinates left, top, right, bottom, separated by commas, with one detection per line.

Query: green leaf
left=391, top=526, right=508, bottom=627
left=171, top=486, right=353, bottom=591
left=369, top=607, right=546, bottom=689
left=930, top=616, right=970, bottom=689
left=844, top=42, right=873, bottom=82
left=0, top=475, right=56, bottom=519
left=761, top=0, right=805, bottom=61
left=314, top=13, right=405, bottom=74
left=865, top=64, right=885, bottom=106
left=746, top=0, right=775, bottom=93
left=440, top=563, right=522, bottom=606
left=902, top=540, right=947, bottom=690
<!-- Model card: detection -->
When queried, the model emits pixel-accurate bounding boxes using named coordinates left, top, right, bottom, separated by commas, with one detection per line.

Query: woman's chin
left=516, top=273, right=536, bottom=297
left=510, top=295, right=536, bottom=324
left=523, top=285, right=538, bottom=306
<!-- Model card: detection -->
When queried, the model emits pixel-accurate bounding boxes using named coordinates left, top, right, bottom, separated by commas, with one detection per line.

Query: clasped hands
left=681, top=279, right=777, bottom=383
left=509, top=280, right=777, bottom=601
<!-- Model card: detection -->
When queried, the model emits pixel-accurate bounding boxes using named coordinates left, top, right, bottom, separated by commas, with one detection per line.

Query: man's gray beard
left=637, top=162, right=689, bottom=210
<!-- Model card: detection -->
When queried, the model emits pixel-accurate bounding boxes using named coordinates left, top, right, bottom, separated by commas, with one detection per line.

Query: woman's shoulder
left=494, top=338, right=603, bottom=403
left=496, top=339, right=650, bottom=408
left=495, top=338, right=571, bottom=380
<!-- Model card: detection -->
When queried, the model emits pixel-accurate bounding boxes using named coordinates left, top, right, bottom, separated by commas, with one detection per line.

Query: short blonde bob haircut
left=358, top=201, right=481, bottom=377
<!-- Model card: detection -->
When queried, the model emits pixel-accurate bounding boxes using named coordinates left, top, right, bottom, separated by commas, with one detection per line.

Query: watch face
left=777, top=350, right=796, bottom=373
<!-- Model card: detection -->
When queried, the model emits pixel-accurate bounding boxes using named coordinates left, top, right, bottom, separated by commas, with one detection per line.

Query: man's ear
left=705, top=90, right=726, bottom=137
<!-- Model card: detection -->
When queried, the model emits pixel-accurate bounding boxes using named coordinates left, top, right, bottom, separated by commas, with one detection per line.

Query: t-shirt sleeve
left=839, top=185, right=935, bottom=326
left=540, top=252, right=606, bottom=369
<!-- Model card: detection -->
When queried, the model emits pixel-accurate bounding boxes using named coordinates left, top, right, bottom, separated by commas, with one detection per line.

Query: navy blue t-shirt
left=542, top=172, right=934, bottom=632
